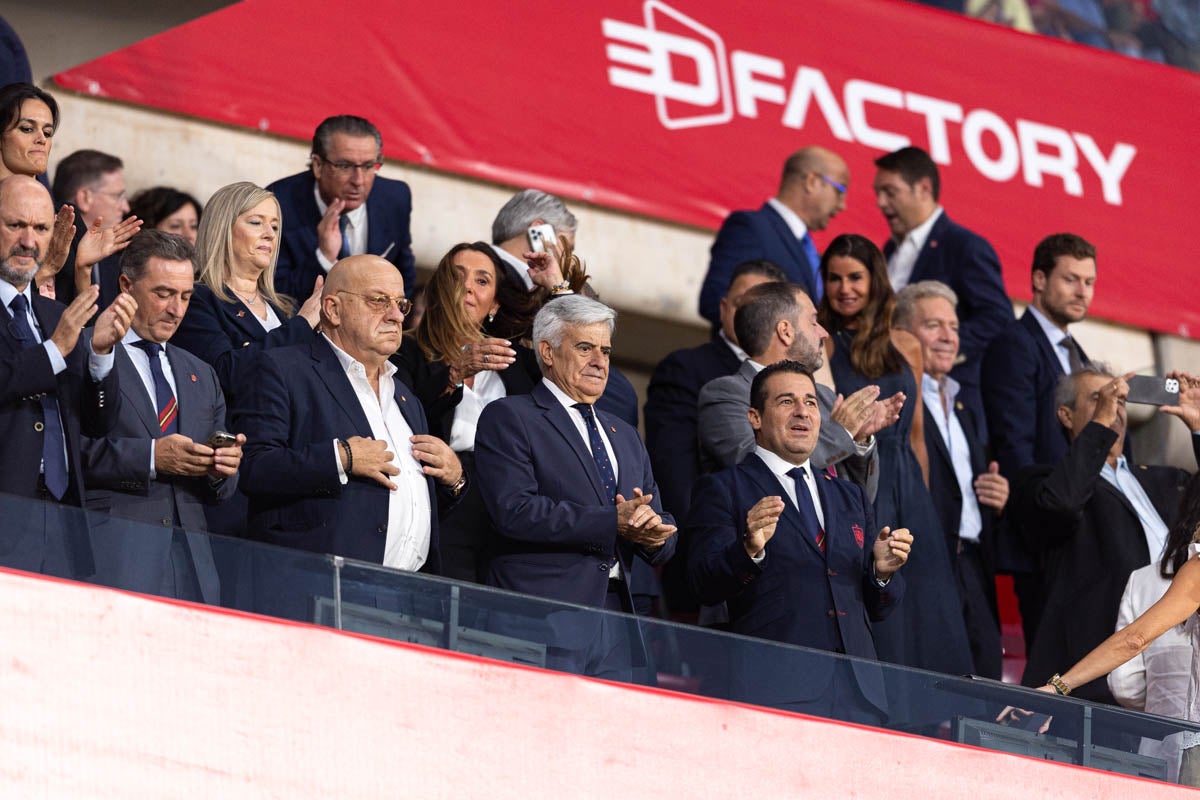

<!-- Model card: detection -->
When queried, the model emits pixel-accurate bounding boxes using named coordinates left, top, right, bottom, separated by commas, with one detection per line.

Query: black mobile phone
left=205, top=431, right=237, bottom=449
left=1126, top=375, right=1180, bottom=406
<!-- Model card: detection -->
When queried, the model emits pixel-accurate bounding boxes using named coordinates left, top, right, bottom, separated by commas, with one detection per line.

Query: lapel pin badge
left=930, top=240, right=939, bottom=248
left=190, top=374, right=198, bottom=382
left=236, top=310, right=245, bottom=317
left=400, top=395, right=407, bottom=402
left=609, top=425, right=616, bottom=433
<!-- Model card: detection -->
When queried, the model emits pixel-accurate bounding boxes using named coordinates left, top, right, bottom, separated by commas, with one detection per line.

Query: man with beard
left=981, top=233, right=1097, bottom=649
left=0, top=175, right=136, bottom=576
left=697, top=281, right=901, bottom=500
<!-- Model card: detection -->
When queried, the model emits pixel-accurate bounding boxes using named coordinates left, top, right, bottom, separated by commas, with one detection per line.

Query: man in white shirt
left=895, top=280, right=1007, bottom=678
left=699, top=146, right=849, bottom=324
left=238, top=255, right=463, bottom=574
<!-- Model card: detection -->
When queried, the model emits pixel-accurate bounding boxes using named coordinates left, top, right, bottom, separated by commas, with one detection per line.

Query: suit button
left=34, top=421, right=43, bottom=432
left=826, top=568, right=837, bottom=577
left=597, top=563, right=609, bottom=572
left=827, top=609, right=836, bottom=619
left=376, top=526, right=385, bottom=534
left=160, top=518, right=171, bottom=526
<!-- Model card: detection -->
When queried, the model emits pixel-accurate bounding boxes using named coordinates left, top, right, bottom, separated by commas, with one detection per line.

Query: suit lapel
left=365, top=198, right=395, bottom=260
left=909, top=212, right=950, bottom=283
left=761, top=203, right=811, bottom=275
left=117, top=345, right=161, bottom=437
left=533, top=382, right=608, bottom=504
left=166, top=346, right=208, bottom=442
left=599, top=408, right=638, bottom=496
left=312, top=338, right=373, bottom=436
left=392, top=377, right=424, bottom=435
left=923, top=406, right=953, bottom=478
left=743, top=455, right=825, bottom=559
left=219, top=290, right=272, bottom=342
left=1020, top=309, right=1065, bottom=378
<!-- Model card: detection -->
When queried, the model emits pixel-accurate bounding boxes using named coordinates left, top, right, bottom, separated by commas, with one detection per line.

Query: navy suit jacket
left=687, top=454, right=902, bottom=714
left=885, top=212, right=1012, bottom=423
left=81, top=343, right=231, bottom=602
left=644, top=336, right=742, bottom=524
left=172, top=283, right=316, bottom=410
left=0, top=293, right=118, bottom=503
left=474, top=381, right=676, bottom=609
left=267, top=171, right=415, bottom=301
left=699, top=203, right=817, bottom=325
left=235, top=336, right=442, bottom=572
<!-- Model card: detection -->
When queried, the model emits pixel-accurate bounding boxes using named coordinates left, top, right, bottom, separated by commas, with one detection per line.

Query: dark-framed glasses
left=319, top=157, right=383, bottom=175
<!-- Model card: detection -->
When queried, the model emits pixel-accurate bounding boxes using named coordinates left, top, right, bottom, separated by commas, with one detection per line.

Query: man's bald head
left=0, top=174, right=55, bottom=290
left=320, top=255, right=408, bottom=367
left=778, top=146, right=848, bottom=232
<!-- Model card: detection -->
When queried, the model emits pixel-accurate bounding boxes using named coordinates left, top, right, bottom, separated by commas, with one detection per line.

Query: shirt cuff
left=149, top=440, right=157, bottom=481
left=855, top=435, right=875, bottom=456
left=87, top=343, right=114, bottom=380
left=316, top=248, right=335, bottom=273
left=750, top=547, right=766, bottom=565
left=334, top=439, right=348, bottom=485
left=872, top=563, right=891, bottom=588
left=42, top=339, right=66, bottom=375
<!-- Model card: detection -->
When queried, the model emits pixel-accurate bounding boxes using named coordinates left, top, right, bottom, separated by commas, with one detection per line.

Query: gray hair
left=532, top=295, right=616, bottom=371
left=491, top=189, right=578, bottom=244
left=120, top=229, right=197, bottom=281
left=1055, top=361, right=1115, bottom=410
left=311, top=115, right=382, bottom=162
left=893, top=280, right=958, bottom=330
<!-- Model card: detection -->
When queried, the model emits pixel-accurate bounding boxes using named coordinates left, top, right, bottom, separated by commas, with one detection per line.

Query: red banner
left=55, top=0, right=1200, bottom=337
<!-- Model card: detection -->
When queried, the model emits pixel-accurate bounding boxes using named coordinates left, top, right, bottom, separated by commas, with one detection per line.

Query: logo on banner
left=602, top=2, right=1137, bottom=206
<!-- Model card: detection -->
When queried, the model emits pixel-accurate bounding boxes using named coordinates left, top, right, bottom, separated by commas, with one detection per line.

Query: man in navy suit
left=980, top=233, right=1096, bottom=650
left=0, top=175, right=136, bottom=577
left=873, top=146, right=1013, bottom=426
left=268, top=115, right=415, bottom=301
left=698, top=146, right=849, bottom=325
left=82, top=231, right=242, bottom=604
left=895, top=281, right=1006, bottom=678
left=237, top=255, right=463, bottom=573
left=687, top=360, right=910, bottom=721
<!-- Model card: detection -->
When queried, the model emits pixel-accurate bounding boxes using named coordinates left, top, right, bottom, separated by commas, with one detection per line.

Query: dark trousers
left=957, top=540, right=1003, bottom=679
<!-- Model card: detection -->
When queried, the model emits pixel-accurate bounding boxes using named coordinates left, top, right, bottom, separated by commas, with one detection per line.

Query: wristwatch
left=448, top=474, right=467, bottom=497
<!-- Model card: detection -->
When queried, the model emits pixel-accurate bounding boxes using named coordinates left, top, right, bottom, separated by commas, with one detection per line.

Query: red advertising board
left=56, top=0, right=1200, bottom=337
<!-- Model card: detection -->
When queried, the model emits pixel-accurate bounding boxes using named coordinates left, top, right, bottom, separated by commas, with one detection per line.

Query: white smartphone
left=526, top=223, right=557, bottom=253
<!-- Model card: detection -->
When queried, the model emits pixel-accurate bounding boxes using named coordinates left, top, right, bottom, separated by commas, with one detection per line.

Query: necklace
left=230, top=285, right=260, bottom=306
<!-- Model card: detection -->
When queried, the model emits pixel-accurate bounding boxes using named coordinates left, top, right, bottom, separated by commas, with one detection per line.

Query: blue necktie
left=338, top=214, right=351, bottom=260
left=9, top=294, right=69, bottom=499
left=787, top=466, right=825, bottom=553
left=132, top=340, right=179, bottom=435
left=573, top=403, right=616, bottom=504
left=801, top=233, right=822, bottom=302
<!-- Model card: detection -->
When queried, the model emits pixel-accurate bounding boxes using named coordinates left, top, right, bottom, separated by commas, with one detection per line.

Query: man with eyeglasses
left=872, top=145, right=1012, bottom=428
left=237, top=255, right=463, bottom=574
left=269, top=115, right=415, bottom=301
left=698, top=146, right=849, bottom=326
left=49, top=149, right=142, bottom=307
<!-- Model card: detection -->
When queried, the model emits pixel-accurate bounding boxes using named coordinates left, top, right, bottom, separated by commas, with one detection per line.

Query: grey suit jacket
left=697, top=360, right=879, bottom=502
left=81, top=342, right=233, bottom=602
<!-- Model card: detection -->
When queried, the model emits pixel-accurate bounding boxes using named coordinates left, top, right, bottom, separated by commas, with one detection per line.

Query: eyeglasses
left=97, top=189, right=128, bottom=202
left=318, top=157, right=383, bottom=175
left=820, top=174, right=847, bottom=195
left=337, top=290, right=412, bottom=315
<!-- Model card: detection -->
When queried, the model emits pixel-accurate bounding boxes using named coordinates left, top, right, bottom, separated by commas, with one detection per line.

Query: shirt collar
left=0, top=278, right=32, bottom=311
left=1027, top=304, right=1071, bottom=347
left=767, top=197, right=809, bottom=241
left=542, top=376, right=597, bottom=414
left=487, top=242, right=533, bottom=288
left=718, top=329, right=748, bottom=362
left=121, top=327, right=167, bottom=352
left=921, top=371, right=959, bottom=407
left=900, top=206, right=942, bottom=251
left=313, top=184, right=367, bottom=228
left=754, top=445, right=811, bottom=478
left=321, top=332, right=396, bottom=379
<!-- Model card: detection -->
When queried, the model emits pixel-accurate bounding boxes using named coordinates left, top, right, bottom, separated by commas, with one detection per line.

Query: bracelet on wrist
left=1048, top=673, right=1071, bottom=696
left=337, top=438, right=353, bottom=475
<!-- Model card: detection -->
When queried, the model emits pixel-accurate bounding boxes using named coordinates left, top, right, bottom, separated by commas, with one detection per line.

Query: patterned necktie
left=338, top=214, right=352, bottom=260
left=1061, top=334, right=1086, bottom=374
left=801, top=233, right=823, bottom=302
left=132, top=340, right=179, bottom=434
left=787, top=465, right=825, bottom=553
left=573, top=403, right=616, bottom=504
left=9, top=294, right=68, bottom=499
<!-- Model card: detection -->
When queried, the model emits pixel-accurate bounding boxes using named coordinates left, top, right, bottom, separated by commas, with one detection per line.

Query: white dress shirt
left=755, top=446, right=825, bottom=528
left=314, top=186, right=369, bottom=272
left=922, top=373, right=982, bottom=542
left=887, top=206, right=943, bottom=290
left=1100, top=456, right=1170, bottom=561
left=324, top=334, right=431, bottom=571
left=766, top=197, right=810, bottom=242
left=487, top=243, right=534, bottom=290
left=542, top=377, right=621, bottom=577
left=248, top=301, right=282, bottom=333
left=447, top=369, right=506, bottom=452
left=718, top=329, right=748, bottom=362
left=1027, top=304, right=1075, bottom=375
left=120, top=329, right=180, bottom=480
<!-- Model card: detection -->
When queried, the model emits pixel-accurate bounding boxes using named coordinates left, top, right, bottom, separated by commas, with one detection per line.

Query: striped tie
left=132, top=340, right=179, bottom=434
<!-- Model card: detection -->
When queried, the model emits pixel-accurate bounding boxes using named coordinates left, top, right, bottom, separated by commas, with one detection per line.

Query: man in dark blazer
left=698, top=146, right=849, bottom=325
left=0, top=175, right=135, bottom=577
left=896, top=280, right=1005, bottom=678
left=645, top=260, right=784, bottom=612
left=268, top=115, right=415, bottom=301
left=1012, top=366, right=1200, bottom=704
left=687, top=361, right=910, bottom=722
left=237, top=255, right=463, bottom=573
left=82, top=231, right=242, bottom=604
left=873, top=146, right=1012, bottom=426
left=981, top=233, right=1097, bottom=649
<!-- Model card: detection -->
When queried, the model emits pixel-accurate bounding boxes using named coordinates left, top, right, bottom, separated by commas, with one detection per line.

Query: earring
left=487, top=312, right=495, bottom=323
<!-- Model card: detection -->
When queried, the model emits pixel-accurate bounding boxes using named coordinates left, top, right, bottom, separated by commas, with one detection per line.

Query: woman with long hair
left=392, top=242, right=542, bottom=582
left=171, top=182, right=322, bottom=535
left=819, top=232, right=973, bottom=677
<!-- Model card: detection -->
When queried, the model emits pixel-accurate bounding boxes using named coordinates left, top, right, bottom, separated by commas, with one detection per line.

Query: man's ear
left=1032, top=268, right=1047, bottom=295
left=118, top=273, right=132, bottom=294
left=309, top=155, right=321, bottom=179
left=915, top=176, right=934, bottom=202
left=1056, top=404, right=1073, bottom=432
left=748, top=406, right=762, bottom=432
left=73, top=188, right=93, bottom=217
left=538, top=338, right=554, bottom=368
left=321, top=294, right=340, bottom=328
left=776, top=318, right=793, bottom=347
